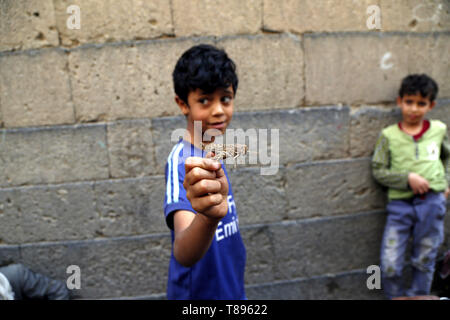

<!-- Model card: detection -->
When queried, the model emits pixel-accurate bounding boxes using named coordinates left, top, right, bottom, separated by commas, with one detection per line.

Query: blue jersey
left=163, top=139, right=247, bottom=300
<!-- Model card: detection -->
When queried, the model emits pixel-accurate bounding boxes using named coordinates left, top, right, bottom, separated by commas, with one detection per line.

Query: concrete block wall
left=0, top=0, right=449, bottom=299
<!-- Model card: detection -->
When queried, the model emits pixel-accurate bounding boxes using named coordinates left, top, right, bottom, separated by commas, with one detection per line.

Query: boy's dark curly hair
left=172, top=44, right=238, bottom=105
left=399, top=74, right=439, bottom=102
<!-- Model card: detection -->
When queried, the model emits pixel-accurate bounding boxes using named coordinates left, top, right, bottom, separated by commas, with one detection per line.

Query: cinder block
left=217, top=34, right=304, bottom=111
left=350, top=105, right=400, bottom=158
left=0, top=0, right=59, bottom=52
left=93, top=176, right=167, bottom=237
left=53, top=0, right=173, bottom=47
left=246, top=270, right=385, bottom=300
left=285, top=159, right=386, bottom=219
left=18, top=234, right=172, bottom=298
left=264, top=0, right=377, bottom=33
left=0, top=49, right=74, bottom=128
left=69, top=38, right=206, bottom=122
left=381, top=0, right=450, bottom=32
left=228, top=167, right=288, bottom=225
left=107, top=119, right=157, bottom=178
left=0, top=123, right=109, bottom=187
left=270, top=211, right=386, bottom=280
left=305, top=33, right=410, bottom=105
left=173, top=0, right=262, bottom=37
left=0, top=182, right=97, bottom=244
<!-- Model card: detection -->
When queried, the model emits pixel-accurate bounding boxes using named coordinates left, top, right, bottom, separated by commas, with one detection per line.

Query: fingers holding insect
left=183, top=166, right=218, bottom=189
left=189, top=193, right=226, bottom=219
left=204, top=151, right=216, bottom=159
left=187, top=179, right=222, bottom=198
left=185, top=156, right=220, bottom=176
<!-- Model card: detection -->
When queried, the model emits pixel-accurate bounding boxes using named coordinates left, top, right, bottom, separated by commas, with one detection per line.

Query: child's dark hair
left=172, top=44, right=238, bottom=104
left=399, top=74, right=439, bottom=102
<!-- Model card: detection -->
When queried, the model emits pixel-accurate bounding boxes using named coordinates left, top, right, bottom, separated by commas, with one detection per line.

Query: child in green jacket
left=372, top=74, right=449, bottom=299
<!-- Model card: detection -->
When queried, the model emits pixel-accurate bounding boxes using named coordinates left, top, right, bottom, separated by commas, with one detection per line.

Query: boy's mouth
left=208, top=121, right=226, bottom=129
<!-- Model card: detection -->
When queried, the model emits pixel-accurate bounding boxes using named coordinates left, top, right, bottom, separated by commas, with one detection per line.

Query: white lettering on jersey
left=215, top=195, right=239, bottom=242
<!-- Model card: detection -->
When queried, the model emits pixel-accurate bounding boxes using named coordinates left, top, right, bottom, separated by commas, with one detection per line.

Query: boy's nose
left=211, top=101, right=225, bottom=115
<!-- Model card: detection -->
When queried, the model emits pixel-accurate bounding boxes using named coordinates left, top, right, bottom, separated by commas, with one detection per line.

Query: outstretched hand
left=183, top=156, right=229, bottom=222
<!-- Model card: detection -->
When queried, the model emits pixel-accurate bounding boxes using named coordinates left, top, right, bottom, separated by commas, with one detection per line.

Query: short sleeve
left=164, top=161, right=196, bottom=230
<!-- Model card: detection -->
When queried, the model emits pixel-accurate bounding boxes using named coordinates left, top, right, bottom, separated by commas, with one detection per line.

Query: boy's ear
left=175, top=96, right=190, bottom=116
left=429, top=101, right=436, bottom=110
left=396, top=96, right=403, bottom=107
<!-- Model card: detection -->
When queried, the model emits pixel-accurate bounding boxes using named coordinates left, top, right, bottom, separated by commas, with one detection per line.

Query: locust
left=201, top=143, right=249, bottom=168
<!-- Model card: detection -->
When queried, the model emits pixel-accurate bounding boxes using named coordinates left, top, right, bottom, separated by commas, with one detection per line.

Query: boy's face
left=397, top=93, right=435, bottom=126
left=176, top=86, right=234, bottom=140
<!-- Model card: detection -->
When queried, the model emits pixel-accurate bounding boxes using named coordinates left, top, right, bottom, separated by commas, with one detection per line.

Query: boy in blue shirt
left=163, top=44, right=246, bottom=300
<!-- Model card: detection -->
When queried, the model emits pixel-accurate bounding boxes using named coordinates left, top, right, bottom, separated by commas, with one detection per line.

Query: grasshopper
left=201, top=143, right=249, bottom=168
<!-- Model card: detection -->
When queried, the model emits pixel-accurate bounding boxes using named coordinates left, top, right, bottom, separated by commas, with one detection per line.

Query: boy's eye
left=222, top=96, right=232, bottom=104
left=405, top=100, right=413, bottom=105
left=199, top=98, right=209, bottom=105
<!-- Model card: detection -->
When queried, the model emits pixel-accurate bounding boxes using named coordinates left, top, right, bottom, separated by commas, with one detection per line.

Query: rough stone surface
left=229, top=107, right=350, bottom=166
left=0, top=102, right=3, bottom=128
left=0, top=49, right=74, bottom=128
left=218, top=34, right=304, bottom=111
left=0, top=176, right=166, bottom=244
left=173, top=0, right=262, bottom=37
left=240, top=211, right=387, bottom=285
left=151, top=115, right=187, bottom=174
left=53, top=0, right=173, bottom=47
left=406, top=32, right=450, bottom=98
left=107, top=119, right=157, bottom=178
left=228, top=167, right=288, bottom=225
left=305, top=32, right=450, bottom=105
left=304, top=33, right=409, bottom=105
left=68, top=38, right=207, bottom=122
left=0, top=0, right=59, bottom=52
left=381, top=0, right=450, bottom=32
left=285, top=159, right=386, bottom=219
left=430, top=99, right=450, bottom=131
left=0, top=182, right=96, bottom=244
left=350, top=105, right=401, bottom=158
left=0, top=124, right=109, bottom=187
left=17, top=234, right=171, bottom=299
left=0, top=245, right=20, bottom=266
left=241, top=225, right=278, bottom=284
left=270, top=212, right=386, bottom=280
left=93, top=176, right=167, bottom=237
left=264, top=0, right=377, bottom=33
left=246, top=270, right=386, bottom=300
